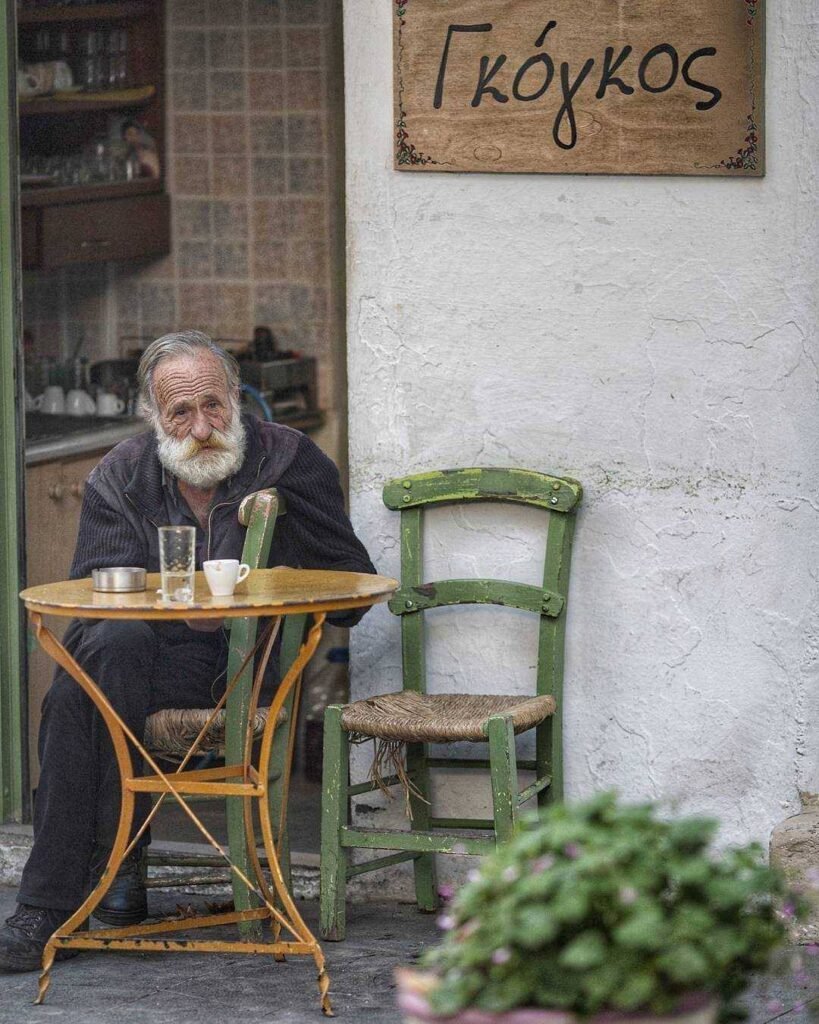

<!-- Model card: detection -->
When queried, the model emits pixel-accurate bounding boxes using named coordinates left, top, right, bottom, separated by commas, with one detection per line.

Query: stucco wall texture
left=343, top=0, right=819, bottom=871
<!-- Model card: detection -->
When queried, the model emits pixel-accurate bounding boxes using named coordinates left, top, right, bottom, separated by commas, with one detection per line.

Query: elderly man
left=0, top=330, right=376, bottom=971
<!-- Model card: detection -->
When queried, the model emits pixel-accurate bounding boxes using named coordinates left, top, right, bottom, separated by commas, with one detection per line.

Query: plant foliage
left=421, top=793, right=800, bottom=1019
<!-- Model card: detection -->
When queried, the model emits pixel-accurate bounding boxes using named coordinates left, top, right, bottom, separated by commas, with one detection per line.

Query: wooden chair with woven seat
left=319, top=467, right=582, bottom=940
left=143, top=487, right=307, bottom=933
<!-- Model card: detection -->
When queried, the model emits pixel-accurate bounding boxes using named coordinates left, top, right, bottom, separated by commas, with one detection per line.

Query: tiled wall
left=23, top=0, right=345, bottom=457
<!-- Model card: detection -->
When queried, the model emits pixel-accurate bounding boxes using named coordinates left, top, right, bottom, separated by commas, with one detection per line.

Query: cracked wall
left=343, top=0, right=819, bottom=887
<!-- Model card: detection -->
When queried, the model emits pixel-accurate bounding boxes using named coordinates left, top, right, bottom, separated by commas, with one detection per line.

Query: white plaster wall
left=343, top=0, right=819, bottom=884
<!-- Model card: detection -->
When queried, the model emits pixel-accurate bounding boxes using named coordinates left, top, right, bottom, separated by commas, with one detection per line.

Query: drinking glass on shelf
left=158, top=526, right=196, bottom=604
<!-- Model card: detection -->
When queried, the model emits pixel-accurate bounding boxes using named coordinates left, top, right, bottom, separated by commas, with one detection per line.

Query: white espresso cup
left=33, top=385, right=65, bottom=415
left=203, top=559, right=251, bottom=597
left=96, top=392, right=125, bottom=416
left=66, top=388, right=96, bottom=416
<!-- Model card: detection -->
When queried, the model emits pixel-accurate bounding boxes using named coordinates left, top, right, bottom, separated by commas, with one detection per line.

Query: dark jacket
left=70, top=415, right=377, bottom=629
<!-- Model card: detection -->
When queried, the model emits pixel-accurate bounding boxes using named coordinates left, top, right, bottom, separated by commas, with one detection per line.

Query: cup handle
left=32, top=394, right=43, bottom=409
left=115, top=397, right=125, bottom=414
left=236, top=563, right=250, bottom=584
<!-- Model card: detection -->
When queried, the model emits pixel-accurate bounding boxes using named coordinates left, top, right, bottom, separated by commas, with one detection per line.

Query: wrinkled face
left=153, top=352, right=234, bottom=441
left=152, top=352, right=246, bottom=489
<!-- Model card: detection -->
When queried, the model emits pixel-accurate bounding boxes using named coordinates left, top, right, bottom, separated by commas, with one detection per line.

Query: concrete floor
left=1, top=886, right=818, bottom=1023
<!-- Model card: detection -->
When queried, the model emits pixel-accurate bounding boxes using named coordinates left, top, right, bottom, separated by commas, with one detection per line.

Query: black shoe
left=91, top=847, right=148, bottom=926
left=0, top=904, right=80, bottom=972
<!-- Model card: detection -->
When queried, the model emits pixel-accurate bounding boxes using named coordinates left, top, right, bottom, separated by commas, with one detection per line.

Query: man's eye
left=172, top=409, right=187, bottom=420
left=206, top=401, right=221, bottom=411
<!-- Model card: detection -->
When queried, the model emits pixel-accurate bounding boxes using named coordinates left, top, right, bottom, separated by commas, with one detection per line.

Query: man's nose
left=190, top=410, right=213, bottom=441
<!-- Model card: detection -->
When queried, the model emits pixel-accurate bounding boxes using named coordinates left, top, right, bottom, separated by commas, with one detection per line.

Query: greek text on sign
left=394, top=0, right=764, bottom=176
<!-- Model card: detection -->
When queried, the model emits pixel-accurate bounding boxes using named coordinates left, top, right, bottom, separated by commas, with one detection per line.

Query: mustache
left=176, top=432, right=231, bottom=458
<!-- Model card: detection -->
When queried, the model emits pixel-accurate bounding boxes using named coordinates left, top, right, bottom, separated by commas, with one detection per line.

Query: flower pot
left=395, top=969, right=718, bottom=1024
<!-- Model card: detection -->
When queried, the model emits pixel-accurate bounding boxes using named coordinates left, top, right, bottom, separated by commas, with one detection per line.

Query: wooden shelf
left=17, top=2, right=150, bottom=24
left=21, top=177, right=162, bottom=207
left=19, top=86, right=155, bottom=117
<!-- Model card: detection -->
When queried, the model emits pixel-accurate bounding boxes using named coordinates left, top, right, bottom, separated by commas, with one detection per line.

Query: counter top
left=26, top=414, right=146, bottom=466
left=25, top=410, right=325, bottom=466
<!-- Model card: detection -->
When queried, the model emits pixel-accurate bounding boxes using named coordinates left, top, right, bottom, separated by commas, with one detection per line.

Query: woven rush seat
left=145, top=705, right=287, bottom=761
left=340, top=691, right=557, bottom=744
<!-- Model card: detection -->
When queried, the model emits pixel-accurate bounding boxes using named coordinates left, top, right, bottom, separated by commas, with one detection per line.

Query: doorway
left=13, top=0, right=349, bottom=860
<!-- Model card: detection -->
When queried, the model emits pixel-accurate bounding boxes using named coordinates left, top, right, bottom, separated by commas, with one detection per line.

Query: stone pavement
left=1, top=886, right=818, bottom=1024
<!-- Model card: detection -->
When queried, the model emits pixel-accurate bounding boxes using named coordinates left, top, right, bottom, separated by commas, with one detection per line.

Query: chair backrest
left=382, top=467, right=583, bottom=706
left=224, top=488, right=295, bottom=761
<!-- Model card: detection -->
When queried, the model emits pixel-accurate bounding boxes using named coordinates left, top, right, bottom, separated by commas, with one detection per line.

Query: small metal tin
left=92, top=567, right=147, bottom=593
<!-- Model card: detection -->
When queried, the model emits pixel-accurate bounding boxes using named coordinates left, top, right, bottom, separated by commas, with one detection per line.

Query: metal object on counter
left=91, top=567, right=147, bottom=593
left=239, top=356, right=318, bottom=420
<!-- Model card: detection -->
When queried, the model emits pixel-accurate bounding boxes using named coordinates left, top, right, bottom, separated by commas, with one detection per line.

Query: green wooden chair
left=319, top=467, right=582, bottom=940
left=143, top=487, right=307, bottom=935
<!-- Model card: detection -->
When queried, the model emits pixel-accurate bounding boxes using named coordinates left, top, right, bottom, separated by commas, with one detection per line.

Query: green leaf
left=513, top=906, right=559, bottom=947
left=558, top=930, right=608, bottom=970
left=656, top=943, right=711, bottom=985
left=614, top=908, right=667, bottom=950
left=610, top=970, right=658, bottom=1010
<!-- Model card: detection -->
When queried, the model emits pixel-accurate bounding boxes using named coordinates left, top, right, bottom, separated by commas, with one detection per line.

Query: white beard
left=156, top=411, right=247, bottom=489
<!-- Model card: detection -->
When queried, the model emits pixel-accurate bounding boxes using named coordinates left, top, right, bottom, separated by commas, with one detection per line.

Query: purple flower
left=531, top=856, right=555, bottom=874
left=491, top=948, right=511, bottom=965
left=502, top=866, right=520, bottom=883
left=619, top=886, right=638, bottom=905
left=563, top=843, right=582, bottom=859
left=437, top=914, right=455, bottom=931
left=437, top=884, right=455, bottom=901
left=467, top=869, right=482, bottom=883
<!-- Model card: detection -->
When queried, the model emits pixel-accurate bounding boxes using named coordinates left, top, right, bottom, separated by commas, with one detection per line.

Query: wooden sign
left=394, top=0, right=764, bottom=176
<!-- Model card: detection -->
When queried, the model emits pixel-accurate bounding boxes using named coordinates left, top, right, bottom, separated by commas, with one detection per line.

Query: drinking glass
left=158, top=526, right=196, bottom=603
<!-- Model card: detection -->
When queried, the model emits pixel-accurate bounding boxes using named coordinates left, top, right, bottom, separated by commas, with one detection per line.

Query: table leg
left=27, top=609, right=334, bottom=1016
left=29, top=613, right=139, bottom=1005
left=255, top=613, right=333, bottom=1014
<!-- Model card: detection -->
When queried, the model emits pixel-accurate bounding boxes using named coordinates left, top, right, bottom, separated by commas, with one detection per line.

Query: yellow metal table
left=20, top=567, right=398, bottom=1014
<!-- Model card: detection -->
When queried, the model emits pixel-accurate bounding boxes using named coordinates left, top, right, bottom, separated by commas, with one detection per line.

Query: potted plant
left=396, top=792, right=803, bottom=1024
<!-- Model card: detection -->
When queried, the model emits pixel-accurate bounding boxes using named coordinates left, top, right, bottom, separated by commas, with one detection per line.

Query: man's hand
left=184, top=618, right=225, bottom=632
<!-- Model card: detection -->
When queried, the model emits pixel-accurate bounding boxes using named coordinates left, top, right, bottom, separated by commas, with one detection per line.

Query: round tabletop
left=20, top=568, right=399, bottom=620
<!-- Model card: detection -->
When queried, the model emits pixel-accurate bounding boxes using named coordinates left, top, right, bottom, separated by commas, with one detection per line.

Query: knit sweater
left=70, top=415, right=377, bottom=628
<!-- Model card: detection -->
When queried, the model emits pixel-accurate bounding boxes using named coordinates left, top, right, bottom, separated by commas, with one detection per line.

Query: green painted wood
left=320, top=465, right=581, bottom=935
left=319, top=704, right=349, bottom=941
left=347, top=774, right=404, bottom=795
left=222, top=489, right=280, bottom=936
left=427, top=757, right=538, bottom=771
left=0, top=0, right=25, bottom=824
left=400, top=507, right=425, bottom=693
left=429, top=817, right=495, bottom=829
left=516, top=774, right=552, bottom=806
left=389, top=580, right=564, bottom=617
left=406, top=740, right=438, bottom=912
left=536, top=511, right=575, bottom=804
left=340, top=826, right=496, bottom=857
left=383, top=467, right=582, bottom=514
left=487, top=716, right=517, bottom=844
left=345, top=850, right=418, bottom=878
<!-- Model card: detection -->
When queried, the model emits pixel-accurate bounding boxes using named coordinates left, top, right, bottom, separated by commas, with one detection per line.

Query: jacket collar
left=123, top=415, right=269, bottom=521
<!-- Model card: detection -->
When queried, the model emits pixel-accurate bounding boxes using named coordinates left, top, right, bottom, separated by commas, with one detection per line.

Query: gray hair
left=137, top=330, right=240, bottom=420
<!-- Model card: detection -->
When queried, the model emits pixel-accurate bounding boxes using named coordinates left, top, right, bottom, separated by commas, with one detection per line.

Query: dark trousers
left=19, top=619, right=227, bottom=911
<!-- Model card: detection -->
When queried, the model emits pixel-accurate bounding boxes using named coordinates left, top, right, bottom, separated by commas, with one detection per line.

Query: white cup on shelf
left=96, top=392, right=125, bottom=416
left=33, top=385, right=65, bottom=415
left=66, top=389, right=96, bottom=416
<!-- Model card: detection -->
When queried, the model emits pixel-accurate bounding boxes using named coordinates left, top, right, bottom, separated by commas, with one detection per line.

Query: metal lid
left=91, top=567, right=147, bottom=593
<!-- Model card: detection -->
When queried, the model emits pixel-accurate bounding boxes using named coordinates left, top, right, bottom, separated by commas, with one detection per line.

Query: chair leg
left=320, top=704, right=350, bottom=941
left=406, top=741, right=439, bottom=912
left=227, top=795, right=260, bottom=939
left=268, top=687, right=297, bottom=895
left=537, top=709, right=562, bottom=808
left=487, top=715, right=517, bottom=845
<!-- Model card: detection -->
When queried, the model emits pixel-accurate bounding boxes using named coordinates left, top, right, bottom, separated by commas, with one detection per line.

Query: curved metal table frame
left=20, top=568, right=397, bottom=1016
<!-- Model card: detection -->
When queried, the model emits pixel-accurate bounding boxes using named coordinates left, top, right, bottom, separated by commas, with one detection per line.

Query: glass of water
left=158, top=526, right=196, bottom=603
